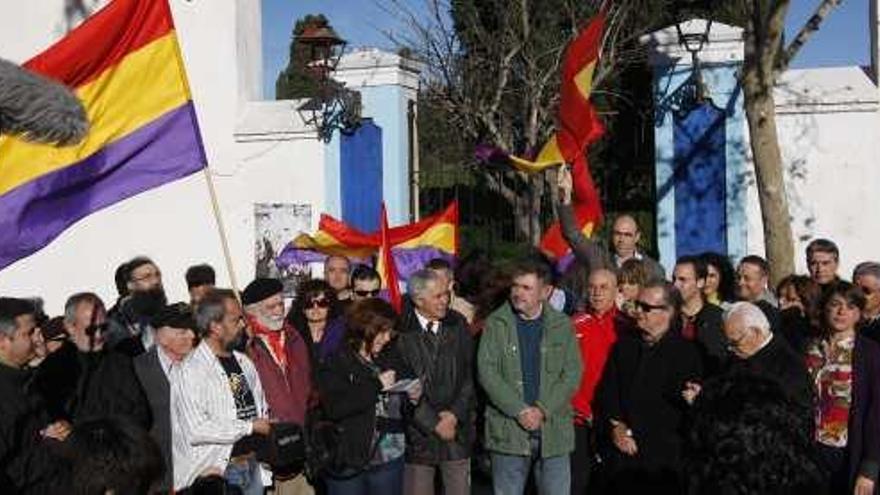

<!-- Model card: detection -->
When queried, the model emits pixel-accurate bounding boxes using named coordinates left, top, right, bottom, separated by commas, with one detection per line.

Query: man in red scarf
left=241, top=278, right=313, bottom=495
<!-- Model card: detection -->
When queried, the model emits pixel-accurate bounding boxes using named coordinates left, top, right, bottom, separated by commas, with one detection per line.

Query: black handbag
left=258, top=422, right=306, bottom=478
left=303, top=409, right=344, bottom=481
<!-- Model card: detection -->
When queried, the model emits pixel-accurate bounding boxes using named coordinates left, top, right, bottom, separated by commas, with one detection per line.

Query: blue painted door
left=673, top=103, right=727, bottom=257
left=340, top=119, right=383, bottom=233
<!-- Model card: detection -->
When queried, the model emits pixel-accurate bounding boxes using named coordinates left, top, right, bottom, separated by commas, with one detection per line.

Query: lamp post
left=296, top=24, right=361, bottom=142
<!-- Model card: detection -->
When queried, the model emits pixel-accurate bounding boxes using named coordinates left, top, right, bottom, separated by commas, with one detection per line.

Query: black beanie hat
left=241, top=278, right=283, bottom=306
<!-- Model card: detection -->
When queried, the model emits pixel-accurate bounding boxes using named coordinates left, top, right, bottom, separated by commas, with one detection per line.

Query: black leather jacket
left=395, top=307, right=475, bottom=463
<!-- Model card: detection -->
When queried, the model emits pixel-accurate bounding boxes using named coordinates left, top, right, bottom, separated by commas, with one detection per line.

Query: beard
left=226, top=331, right=248, bottom=353
left=129, top=287, right=167, bottom=318
left=257, top=312, right=285, bottom=331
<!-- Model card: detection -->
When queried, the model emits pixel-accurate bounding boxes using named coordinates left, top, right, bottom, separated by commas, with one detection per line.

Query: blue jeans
left=225, top=456, right=264, bottom=495
left=325, top=457, right=404, bottom=495
left=491, top=439, right=570, bottom=495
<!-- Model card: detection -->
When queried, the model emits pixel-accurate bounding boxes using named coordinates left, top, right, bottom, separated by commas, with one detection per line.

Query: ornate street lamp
left=296, top=24, right=361, bottom=142
left=675, top=19, right=713, bottom=104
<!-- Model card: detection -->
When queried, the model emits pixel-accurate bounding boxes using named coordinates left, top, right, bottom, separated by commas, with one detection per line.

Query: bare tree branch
left=778, top=0, right=843, bottom=75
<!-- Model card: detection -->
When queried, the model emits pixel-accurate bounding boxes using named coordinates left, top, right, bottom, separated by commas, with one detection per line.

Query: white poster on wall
left=254, top=203, right=313, bottom=297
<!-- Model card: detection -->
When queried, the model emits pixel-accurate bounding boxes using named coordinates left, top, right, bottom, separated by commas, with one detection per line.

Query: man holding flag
left=557, top=166, right=665, bottom=280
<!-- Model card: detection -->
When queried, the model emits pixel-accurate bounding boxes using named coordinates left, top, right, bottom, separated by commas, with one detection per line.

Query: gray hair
left=724, top=302, right=771, bottom=336
left=63, top=292, right=105, bottom=324
left=853, top=262, right=880, bottom=282
left=194, top=289, right=237, bottom=337
left=407, top=269, right=442, bottom=301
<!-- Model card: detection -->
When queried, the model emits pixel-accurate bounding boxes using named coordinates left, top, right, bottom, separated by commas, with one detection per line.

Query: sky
left=261, top=0, right=870, bottom=100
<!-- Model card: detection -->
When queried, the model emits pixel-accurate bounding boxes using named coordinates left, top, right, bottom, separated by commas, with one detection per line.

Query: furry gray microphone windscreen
left=0, top=57, right=88, bottom=146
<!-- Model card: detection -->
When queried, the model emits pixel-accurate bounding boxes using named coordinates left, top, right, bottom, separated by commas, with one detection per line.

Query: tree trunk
left=742, top=82, right=795, bottom=285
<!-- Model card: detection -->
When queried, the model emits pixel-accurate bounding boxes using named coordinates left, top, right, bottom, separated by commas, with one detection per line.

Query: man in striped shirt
left=171, top=289, right=272, bottom=494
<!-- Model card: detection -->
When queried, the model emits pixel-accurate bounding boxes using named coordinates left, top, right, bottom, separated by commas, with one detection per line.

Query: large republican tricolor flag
left=0, top=0, right=207, bottom=270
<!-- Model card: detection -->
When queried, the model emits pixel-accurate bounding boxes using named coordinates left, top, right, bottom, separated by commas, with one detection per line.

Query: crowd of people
left=2, top=167, right=880, bottom=495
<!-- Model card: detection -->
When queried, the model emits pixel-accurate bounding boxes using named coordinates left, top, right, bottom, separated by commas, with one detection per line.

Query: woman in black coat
left=316, top=299, right=418, bottom=495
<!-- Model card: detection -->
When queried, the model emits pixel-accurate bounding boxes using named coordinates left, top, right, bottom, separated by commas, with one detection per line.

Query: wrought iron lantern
left=675, top=19, right=713, bottom=105
left=296, top=25, right=362, bottom=142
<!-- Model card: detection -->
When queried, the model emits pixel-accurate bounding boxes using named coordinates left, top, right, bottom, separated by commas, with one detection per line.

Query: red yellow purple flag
left=0, top=0, right=207, bottom=270
left=278, top=202, right=459, bottom=282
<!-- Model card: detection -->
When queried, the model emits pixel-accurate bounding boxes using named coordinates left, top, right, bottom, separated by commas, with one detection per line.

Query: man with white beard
left=241, top=278, right=314, bottom=495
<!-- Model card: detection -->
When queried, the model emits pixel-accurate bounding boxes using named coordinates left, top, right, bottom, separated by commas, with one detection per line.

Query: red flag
left=378, top=203, right=403, bottom=312
left=540, top=11, right=606, bottom=262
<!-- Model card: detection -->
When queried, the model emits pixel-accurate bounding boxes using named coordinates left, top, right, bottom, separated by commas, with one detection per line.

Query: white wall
left=740, top=67, right=880, bottom=278
left=0, top=1, right=324, bottom=312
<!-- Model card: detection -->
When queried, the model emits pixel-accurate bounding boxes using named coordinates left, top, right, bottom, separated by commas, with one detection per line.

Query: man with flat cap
left=134, top=302, right=198, bottom=494
left=241, top=278, right=314, bottom=495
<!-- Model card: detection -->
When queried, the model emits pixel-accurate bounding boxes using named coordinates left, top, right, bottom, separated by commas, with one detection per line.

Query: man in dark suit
left=0, top=297, right=69, bottom=493
left=397, top=269, right=475, bottom=495
left=720, top=301, right=814, bottom=418
left=596, top=281, right=703, bottom=494
left=134, top=303, right=197, bottom=494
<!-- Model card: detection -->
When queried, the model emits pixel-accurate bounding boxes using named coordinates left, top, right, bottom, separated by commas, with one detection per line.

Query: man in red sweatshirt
left=569, top=268, right=632, bottom=495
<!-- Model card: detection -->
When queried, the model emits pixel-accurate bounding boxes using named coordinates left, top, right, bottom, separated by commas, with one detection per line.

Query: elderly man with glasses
left=596, top=281, right=702, bottom=494
left=719, top=302, right=814, bottom=419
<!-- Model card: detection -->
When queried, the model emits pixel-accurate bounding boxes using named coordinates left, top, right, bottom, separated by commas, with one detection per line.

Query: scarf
left=248, top=315, right=287, bottom=368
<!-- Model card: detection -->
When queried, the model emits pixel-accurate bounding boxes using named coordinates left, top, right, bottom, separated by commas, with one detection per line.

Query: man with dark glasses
left=596, top=281, right=702, bottom=494
left=32, top=292, right=150, bottom=428
left=351, top=264, right=383, bottom=301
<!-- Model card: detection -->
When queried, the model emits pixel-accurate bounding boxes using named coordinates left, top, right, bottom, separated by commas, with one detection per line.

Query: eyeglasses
left=353, top=289, right=381, bottom=298
left=131, top=271, right=161, bottom=283
left=725, top=329, right=752, bottom=351
left=634, top=300, right=669, bottom=313
left=307, top=298, right=331, bottom=309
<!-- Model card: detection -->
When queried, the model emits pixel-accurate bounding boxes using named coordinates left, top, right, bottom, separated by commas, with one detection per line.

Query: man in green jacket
left=478, top=259, right=583, bottom=495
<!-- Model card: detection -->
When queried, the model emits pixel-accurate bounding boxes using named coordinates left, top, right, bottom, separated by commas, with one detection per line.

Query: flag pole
left=202, top=167, right=242, bottom=295
left=166, top=4, right=242, bottom=297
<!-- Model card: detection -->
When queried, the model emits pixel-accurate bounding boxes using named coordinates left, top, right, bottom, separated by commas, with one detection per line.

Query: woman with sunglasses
left=805, top=281, right=880, bottom=495
left=288, top=279, right=345, bottom=366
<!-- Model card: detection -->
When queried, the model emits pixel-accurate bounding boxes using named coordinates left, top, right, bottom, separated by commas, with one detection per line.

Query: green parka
left=477, top=302, right=582, bottom=458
